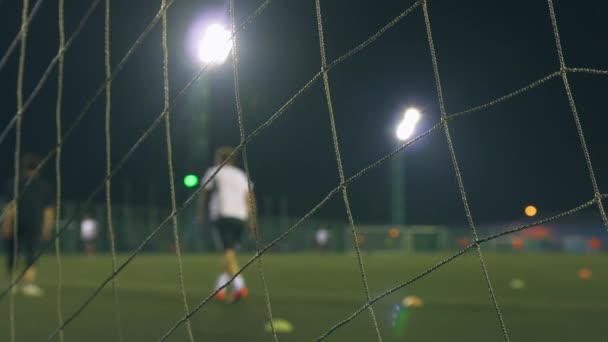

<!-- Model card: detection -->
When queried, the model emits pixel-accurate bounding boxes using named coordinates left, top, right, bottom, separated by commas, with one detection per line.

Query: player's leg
left=21, top=234, right=42, bottom=297
left=224, top=218, right=247, bottom=303
left=3, top=203, right=16, bottom=275
left=4, top=236, right=15, bottom=276
left=85, top=240, right=93, bottom=256
left=3, top=205, right=20, bottom=293
left=213, top=220, right=229, bottom=301
left=3, top=237, right=21, bottom=294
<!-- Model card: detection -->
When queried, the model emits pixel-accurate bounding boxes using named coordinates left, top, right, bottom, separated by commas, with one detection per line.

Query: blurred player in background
left=2, top=154, right=54, bottom=297
left=198, top=147, right=254, bottom=303
left=80, top=212, right=99, bottom=256
left=315, top=226, right=330, bottom=252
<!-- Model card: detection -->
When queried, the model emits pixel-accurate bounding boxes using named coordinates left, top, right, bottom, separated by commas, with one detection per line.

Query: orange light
left=589, top=237, right=601, bottom=250
left=512, top=237, right=524, bottom=250
left=524, top=205, right=538, bottom=217
left=458, top=237, right=469, bottom=248
left=389, top=228, right=400, bottom=239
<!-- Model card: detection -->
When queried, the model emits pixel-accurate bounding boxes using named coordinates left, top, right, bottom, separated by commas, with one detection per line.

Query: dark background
left=1, top=0, right=607, bottom=225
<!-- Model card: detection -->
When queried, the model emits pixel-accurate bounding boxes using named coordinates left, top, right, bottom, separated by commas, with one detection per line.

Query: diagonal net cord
left=229, top=0, right=278, bottom=340
left=0, top=0, right=103, bottom=146
left=0, top=0, right=45, bottom=73
left=104, top=0, right=124, bottom=340
left=448, top=71, right=561, bottom=119
left=422, top=1, right=509, bottom=340
left=54, top=0, right=66, bottom=340
left=546, top=0, right=608, bottom=229
left=314, top=0, right=383, bottom=340
left=567, top=67, right=608, bottom=76
left=9, top=1, right=28, bottom=341
left=316, top=194, right=604, bottom=341
left=161, top=0, right=195, bottom=340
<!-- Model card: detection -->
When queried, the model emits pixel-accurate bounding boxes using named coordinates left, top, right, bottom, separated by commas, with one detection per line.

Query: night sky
left=1, top=0, right=607, bottom=226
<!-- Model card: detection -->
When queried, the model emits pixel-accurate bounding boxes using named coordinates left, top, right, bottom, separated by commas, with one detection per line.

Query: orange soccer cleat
left=231, top=288, right=249, bottom=303
left=216, top=289, right=227, bottom=302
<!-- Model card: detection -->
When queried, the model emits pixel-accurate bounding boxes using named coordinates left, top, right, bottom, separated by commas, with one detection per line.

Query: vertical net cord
left=421, top=1, right=510, bottom=341
left=10, top=1, right=29, bottom=341
left=104, top=0, right=124, bottom=340
left=314, top=0, right=383, bottom=341
left=54, top=0, right=65, bottom=340
left=546, top=0, right=608, bottom=228
left=161, top=2, right=195, bottom=340
left=229, top=1, right=278, bottom=340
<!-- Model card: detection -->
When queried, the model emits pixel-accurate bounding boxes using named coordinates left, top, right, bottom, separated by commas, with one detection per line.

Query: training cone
left=509, top=278, right=525, bottom=290
left=264, top=319, right=293, bottom=334
left=402, top=295, right=424, bottom=308
left=578, top=268, right=592, bottom=280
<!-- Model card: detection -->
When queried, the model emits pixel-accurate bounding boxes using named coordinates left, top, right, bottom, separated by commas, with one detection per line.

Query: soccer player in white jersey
left=198, top=147, right=254, bottom=303
left=80, top=213, right=99, bottom=256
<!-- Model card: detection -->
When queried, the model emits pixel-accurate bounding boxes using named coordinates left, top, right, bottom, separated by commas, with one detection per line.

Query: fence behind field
left=0, top=199, right=605, bottom=254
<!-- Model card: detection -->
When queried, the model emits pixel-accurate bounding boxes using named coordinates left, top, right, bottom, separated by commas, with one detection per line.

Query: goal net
left=0, top=0, right=606, bottom=341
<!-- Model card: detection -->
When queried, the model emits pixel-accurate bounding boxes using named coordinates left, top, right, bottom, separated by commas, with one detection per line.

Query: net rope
left=422, top=1, right=509, bottom=340
left=546, top=0, right=608, bottom=229
left=54, top=0, right=65, bottom=340
left=0, top=0, right=606, bottom=340
left=103, top=0, right=124, bottom=339
left=160, top=0, right=195, bottom=339
left=314, top=0, right=383, bottom=340
left=229, top=0, right=278, bottom=340
left=9, top=1, right=28, bottom=341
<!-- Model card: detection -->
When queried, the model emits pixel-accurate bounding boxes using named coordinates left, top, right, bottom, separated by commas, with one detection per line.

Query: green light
left=183, top=174, right=199, bottom=188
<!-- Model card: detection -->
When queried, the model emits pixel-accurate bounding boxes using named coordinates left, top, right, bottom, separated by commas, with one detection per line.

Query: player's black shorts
left=213, top=217, right=245, bottom=250
left=4, top=233, right=39, bottom=272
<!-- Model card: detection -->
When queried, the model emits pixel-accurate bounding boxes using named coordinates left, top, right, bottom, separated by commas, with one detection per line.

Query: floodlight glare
left=197, top=23, right=232, bottom=65
left=396, top=107, right=421, bottom=141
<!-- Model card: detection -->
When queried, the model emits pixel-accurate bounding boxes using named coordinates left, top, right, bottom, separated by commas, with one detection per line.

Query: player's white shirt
left=80, top=218, right=98, bottom=241
left=202, top=164, right=250, bottom=222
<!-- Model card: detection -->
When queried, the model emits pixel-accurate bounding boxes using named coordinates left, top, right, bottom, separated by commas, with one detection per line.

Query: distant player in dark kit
left=2, top=154, right=54, bottom=296
left=198, top=147, right=255, bottom=303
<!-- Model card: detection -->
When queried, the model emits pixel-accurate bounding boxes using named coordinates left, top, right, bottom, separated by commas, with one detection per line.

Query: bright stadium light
left=524, top=205, right=538, bottom=217
left=197, top=23, right=232, bottom=65
left=396, top=107, right=421, bottom=141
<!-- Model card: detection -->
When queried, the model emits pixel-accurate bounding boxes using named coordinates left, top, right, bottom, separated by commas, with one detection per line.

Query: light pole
left=185, top=22, right=232, bottom=251
left=189, top=22, right=232, bottom=169
left=390, top=107, right=421, bottom=225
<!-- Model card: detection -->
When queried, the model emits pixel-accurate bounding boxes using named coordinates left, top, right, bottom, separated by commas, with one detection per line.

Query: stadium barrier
left=0, top=199, right=605, bottom=254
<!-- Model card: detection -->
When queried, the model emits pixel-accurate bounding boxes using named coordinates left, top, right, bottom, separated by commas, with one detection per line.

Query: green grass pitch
left=0, top=253, right=605, bottom=341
